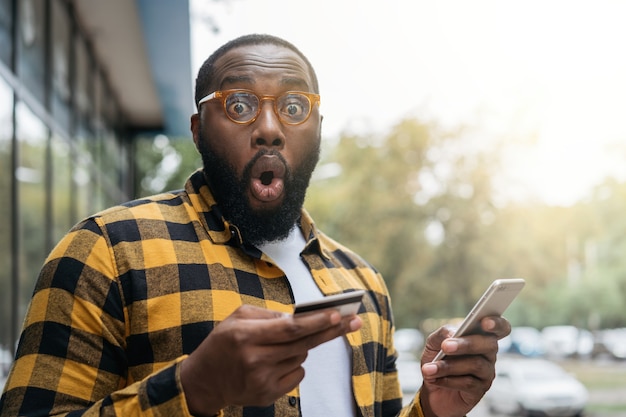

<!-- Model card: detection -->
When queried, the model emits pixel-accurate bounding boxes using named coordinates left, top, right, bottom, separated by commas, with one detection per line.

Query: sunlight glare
left=190, top=0, right=626, bottom=206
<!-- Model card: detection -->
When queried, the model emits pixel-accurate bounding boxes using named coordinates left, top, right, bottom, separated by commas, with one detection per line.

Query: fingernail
left=484, top=318, right=496, bottom=331
left=444, top=340, right=459, bottom=352
left=422, top=363, right=437, bottom=376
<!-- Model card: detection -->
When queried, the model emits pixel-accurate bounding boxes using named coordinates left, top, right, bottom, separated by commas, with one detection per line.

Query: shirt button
left=288, top=396, right=297, bottom=407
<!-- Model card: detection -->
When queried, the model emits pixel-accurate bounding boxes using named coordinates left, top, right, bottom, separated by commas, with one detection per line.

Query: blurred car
left=394, top=328, right=424, bottom=405
left=484, top=357, right=588, bottom=417
left=396, top=354, right=423, bottom=402
left=500, top=326, right=545, bottom=357
left=541, top=326, right=593, bottom=359
left=1, top=347, right=12, bottom=376
left=394, top=328, right=424, bottom=360
left=593, top=328, right=626, bottom=360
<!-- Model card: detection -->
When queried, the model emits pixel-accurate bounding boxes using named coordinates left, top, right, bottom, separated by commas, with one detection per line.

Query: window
left=0, top=75, right=13, bottom=357
left=15, top=101, right=47, bottom=324
left=51, top=0, right=71, bottom=132
left=51, top=133, right=72, bottom=241
left=101, top=79, right=119, bottom=129
left=17, top=0, right=45, bottom=103
left=73, top=124, right=93, bottom=218
left=0, top=0, right=12, bottom=66
left=74, top=35, right=92, bottom=126
left=0, top=0, right=137, bottom=362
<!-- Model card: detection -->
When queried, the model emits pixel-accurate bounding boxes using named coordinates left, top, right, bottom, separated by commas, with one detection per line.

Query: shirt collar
left=185, top=169, right=235, bottom=245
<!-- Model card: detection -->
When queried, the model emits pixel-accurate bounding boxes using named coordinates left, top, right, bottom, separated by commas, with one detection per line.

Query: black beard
left=197, top=133, right=320, bottom=246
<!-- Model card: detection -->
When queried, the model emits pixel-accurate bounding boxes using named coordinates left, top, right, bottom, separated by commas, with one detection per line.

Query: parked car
left=541, top=325, right=594, bottom=358
left=396, top=354, right=422, bottom=401
left=484, top=357, right=588, bottom=417
left=394, top=328, right=424, bottom=360
left=394, top=328, right=424, bottom=405
left=500, top=326, right=545, bottom=357
left=592, top=328, right=626, bottom=360
left=1, top=347, right=12, bottom=376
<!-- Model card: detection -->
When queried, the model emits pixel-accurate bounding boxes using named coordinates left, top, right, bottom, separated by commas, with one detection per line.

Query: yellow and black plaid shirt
left=1, top=170, right=424, bottom=417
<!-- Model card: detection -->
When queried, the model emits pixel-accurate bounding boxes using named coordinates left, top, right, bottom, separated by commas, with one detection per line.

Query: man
left=0, top=34, right=509, bottom=417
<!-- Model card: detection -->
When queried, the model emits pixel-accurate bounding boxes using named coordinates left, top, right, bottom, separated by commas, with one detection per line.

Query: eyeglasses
left=198, top=89, right=321, bottom=125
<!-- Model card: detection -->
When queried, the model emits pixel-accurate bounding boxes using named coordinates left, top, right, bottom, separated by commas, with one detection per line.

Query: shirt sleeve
left=398, top=390, right=426, bottom=417
left=0, top=219, right=192, bottom=417
left=376, top=283, right=425, bottom=417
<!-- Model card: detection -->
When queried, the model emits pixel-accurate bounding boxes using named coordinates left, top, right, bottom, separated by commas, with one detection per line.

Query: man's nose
left=251, top=101, right=285, bottom=148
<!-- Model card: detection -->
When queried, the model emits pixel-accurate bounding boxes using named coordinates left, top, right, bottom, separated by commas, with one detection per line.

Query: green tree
left=307, top=117, right=626, bottom=330
left=134, top=135, right=201, bottom=197
left=307, top=120, right=432, bottom=299
left=307, top=119, right=509, bottom=328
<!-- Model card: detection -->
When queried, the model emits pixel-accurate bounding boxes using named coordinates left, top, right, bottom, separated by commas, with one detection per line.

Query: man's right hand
left=180, top=304, right=362, bottom=416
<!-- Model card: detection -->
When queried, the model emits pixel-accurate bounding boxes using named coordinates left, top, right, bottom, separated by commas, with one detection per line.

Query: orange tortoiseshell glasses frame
left=198, top=89, right=321, bottom=126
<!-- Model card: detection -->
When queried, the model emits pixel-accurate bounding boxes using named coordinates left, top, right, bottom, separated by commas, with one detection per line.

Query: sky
left=189, top=0, right=626, bottom=206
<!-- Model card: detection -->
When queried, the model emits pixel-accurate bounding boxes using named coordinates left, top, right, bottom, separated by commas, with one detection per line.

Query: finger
left=421, top=325, right=457, bottom=362
left=439, top=332, right=499, bottom=361
left=425, top=325, right=456, bottom=350
left=267, top=310, right=361, bottom=346
left=224, top=313, right=361, bottom=368
left=238, top=349, right=309, bottom=401
left=427, top=317, right=509, bottom=361
left=276, top=364, right=306, bottom=397
left=432, top=354, right=495, bottom=379
left=288, top=314, right=362, bottom=351
left=227, top=361, right=305, bottom=407
left=217, top=308, right=359, bottom=356
left=422, top=355, right=495, bottom=394
left=479, top=316, right=511, bottom=339
left=257, top=315, right=362, bottom=396
left=224, top=306, right=345, bottom=346
left=424, top=371, right=493, bottom=399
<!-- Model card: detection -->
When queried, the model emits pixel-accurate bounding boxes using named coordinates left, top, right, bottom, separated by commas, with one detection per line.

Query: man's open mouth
left=249, top=154, right=286, bottom=202
left=260, top=171, right=274, bottom=186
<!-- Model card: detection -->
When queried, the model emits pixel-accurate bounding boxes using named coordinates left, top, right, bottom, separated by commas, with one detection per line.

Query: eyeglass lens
left=224, top=92, right=312, bottom=124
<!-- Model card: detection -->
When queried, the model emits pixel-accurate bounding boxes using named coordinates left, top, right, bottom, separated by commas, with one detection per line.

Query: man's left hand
left=419, top=316, right=511, bottom=417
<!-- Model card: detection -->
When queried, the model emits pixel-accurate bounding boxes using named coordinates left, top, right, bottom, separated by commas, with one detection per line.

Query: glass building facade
left=0, top=0, right=192, bottom=373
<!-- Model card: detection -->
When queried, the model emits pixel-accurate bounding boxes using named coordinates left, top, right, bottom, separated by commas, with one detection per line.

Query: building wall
left=0, top=0, right=137, bottom=363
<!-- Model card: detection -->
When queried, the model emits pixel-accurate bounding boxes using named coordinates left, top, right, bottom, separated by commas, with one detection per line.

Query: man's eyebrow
left=280, top=77, right=309, bottom=90
left=220, top=75, right=255, bottom=89
left=219, top=76, right=311, bottom=93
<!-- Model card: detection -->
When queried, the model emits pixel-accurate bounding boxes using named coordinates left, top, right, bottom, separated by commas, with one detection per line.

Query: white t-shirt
left=259, top=227, right=356, bottom=416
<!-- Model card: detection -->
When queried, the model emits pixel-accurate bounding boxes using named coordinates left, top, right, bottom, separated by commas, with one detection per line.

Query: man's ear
left=190, top=113, right=200, bottom=149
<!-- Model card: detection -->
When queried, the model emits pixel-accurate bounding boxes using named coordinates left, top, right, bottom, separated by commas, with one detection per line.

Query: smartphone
left=432, top=278, right=526, bottom=361
left=293, top=290, right=366, bottom=317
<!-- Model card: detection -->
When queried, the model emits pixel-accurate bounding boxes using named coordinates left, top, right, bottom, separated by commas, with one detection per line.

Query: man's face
left=191, top=44, right=322, bottom=244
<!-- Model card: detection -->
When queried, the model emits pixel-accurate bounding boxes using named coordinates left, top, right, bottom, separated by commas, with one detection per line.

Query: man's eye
left=280, top=97, right=308, bottom=118
left=231, top=102, right=248, bottom=115
left=286, top=103, right=303, bottom=116
left=226, top=98, right=255, bottom=118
